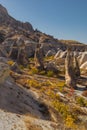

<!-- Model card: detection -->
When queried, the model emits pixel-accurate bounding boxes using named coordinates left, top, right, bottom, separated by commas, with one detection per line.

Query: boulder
left=45, top=62, right=59, bottom=73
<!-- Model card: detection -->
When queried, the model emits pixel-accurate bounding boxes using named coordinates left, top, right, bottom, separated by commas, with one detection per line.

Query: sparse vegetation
left=52, top=94, right=78, bottom=129
left=1, top=3, right=87, bottom=130
left=31, top=67, right=38, bottom=74
left=7, top=60, right=14, bottom=66
left=46, top=70, right=54, bottom=77
left=19, top=65, right=24, bottom=70
left=65, top=115, right=77, bottom=129
left=76, top=96, right=87, bottom=107
left=44, top=56, right=54, bottom=61
left=39, top=70, right=46, bottom=75
left=27, top=79, right=41, bottom=89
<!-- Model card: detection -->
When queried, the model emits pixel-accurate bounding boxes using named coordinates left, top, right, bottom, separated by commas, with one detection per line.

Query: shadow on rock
left=0, top=77, right=51, bottom=120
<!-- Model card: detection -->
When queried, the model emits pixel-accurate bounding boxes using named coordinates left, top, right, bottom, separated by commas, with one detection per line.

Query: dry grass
left=7, top=60, right=14, bottom=66
left=24, top=116, right=43, bottom=130
left=44, top=55, right=54, bottom=61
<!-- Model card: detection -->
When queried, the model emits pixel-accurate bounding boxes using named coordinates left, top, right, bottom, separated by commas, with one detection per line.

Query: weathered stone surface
left=7, top=40, right=18, bottom=59
left=80, top=52, right=87, bottom=65
left=59, top=51, right=67, bottom=58
left=0, top=32, right=5, bottom=42
left=0, top=4, right=34, bottom=32
left=73, top=54, right=80, bottom=78
left=45, top=62, right=59, bottom=73
left=34, top=44, right=44, bottom=70
left=65, top=49, right=76, bottom=88
left=10, top=62, right=21, bottom=73
left=46, top=49, right=56, bottom=57
left=17, top=48, right=29, bottom=66
left=54, top=50, right=63, bottom=59
left=0, top=57, right=8, bottom=63
left=80, top=61, right=87, bottom=70
left=0, top=62, right=10, bottom=84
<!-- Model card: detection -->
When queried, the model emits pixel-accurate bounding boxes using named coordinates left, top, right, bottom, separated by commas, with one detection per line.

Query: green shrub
left=27, top=79, right=41, bottom=89
left=76, top=96, right=87, bottom=107
left=47, top=71, right=54, bottom=77
left=39, top=70, right=46, bottom=75
left=7, top=60, right=14, bottom=66
left=65, top=115, right=77, bottom=129
left=31, top=67, right=38, bottom=74
left=19, top=65, right=24, bottom=69
left=52, top=100, right=69, bottom=118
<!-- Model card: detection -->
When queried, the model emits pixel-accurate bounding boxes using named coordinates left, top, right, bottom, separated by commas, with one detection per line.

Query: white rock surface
left=80, top=61, right=87, bottom=70
left=80, top=52, right=87, bottom=65
left=0, top=110, right=26, bottom=130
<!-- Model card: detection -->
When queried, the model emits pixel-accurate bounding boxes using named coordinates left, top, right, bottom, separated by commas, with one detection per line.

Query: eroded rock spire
left=34, top=43, right=44, bottom=70
left=65, top=47, right=80, bottom=88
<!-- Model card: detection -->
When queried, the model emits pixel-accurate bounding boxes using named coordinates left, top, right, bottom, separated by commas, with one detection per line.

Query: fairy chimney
left=65, top=48, right=76, bottom=88
left=34, top=43, right=44, bottom=70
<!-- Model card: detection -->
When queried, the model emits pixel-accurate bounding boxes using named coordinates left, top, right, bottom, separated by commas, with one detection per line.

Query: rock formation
left=0, top=4, right=87, bottom=130
left=16, top=37, right=29, bottom=66
left=0, top=4, right=34, bottom=32
left=65, top=47, right=81, bottom=88
left=34, top=44, right=44, bottom=70
left=73, top=53, right=80, bottom=78
left=80, top=61, right=87, bottom=70
left=0, top=62, right=10, bottom=84
left=80, top=52, right=87, bottom=65
left=46, top=49, right=56, bottom=57
left=65, top=48, right=76, bottom=88
left=0, top=4, right=86, bottom=67
left=0, top=32, right=5, bottom=42
left=45, top=62, right=59, bottom=74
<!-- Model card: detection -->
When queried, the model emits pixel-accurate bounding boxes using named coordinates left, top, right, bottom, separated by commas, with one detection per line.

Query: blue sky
left=0, top=0, right=87, bottom=44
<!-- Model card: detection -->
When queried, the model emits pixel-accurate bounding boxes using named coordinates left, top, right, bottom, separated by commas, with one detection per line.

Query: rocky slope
left=0, top=4, right=33, bottom=32
left=0, top=4, right=87, bottom=63
left=0, top=60, right=59, bottom=130
left=0, top=4, right=87, bottom=130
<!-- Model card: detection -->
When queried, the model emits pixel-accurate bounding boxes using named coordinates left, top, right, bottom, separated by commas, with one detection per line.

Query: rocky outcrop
left=59, top=51, right=67, bottom=58
left=0, top=32, right=5, bottom=42
left=80, top=61, right=87, bottom=70
left=10, top=62, right=21, bottom=73
left=54, top=49, right=67, bottom=59
left=73, top=54, right=80, bottom=78
left=45, top=62, right=59, bottom=73
left=17, top=48, right=29, bottom=66
left=65, top=48, right=81, bottom=88
left=0, top=62, right=10, bottom=84
left=0, top=4, right=86, bottom=65
left=2, top=37, right=29, bottom=66
left=65, top=49, right=76, bottom=88
left=46, top=49, right=56, bottom=57
left=34, top=44, right=44, bottom=70
left=80, top=52, right=87, bottom=65
left=0, top=4, right=34, bottom=32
